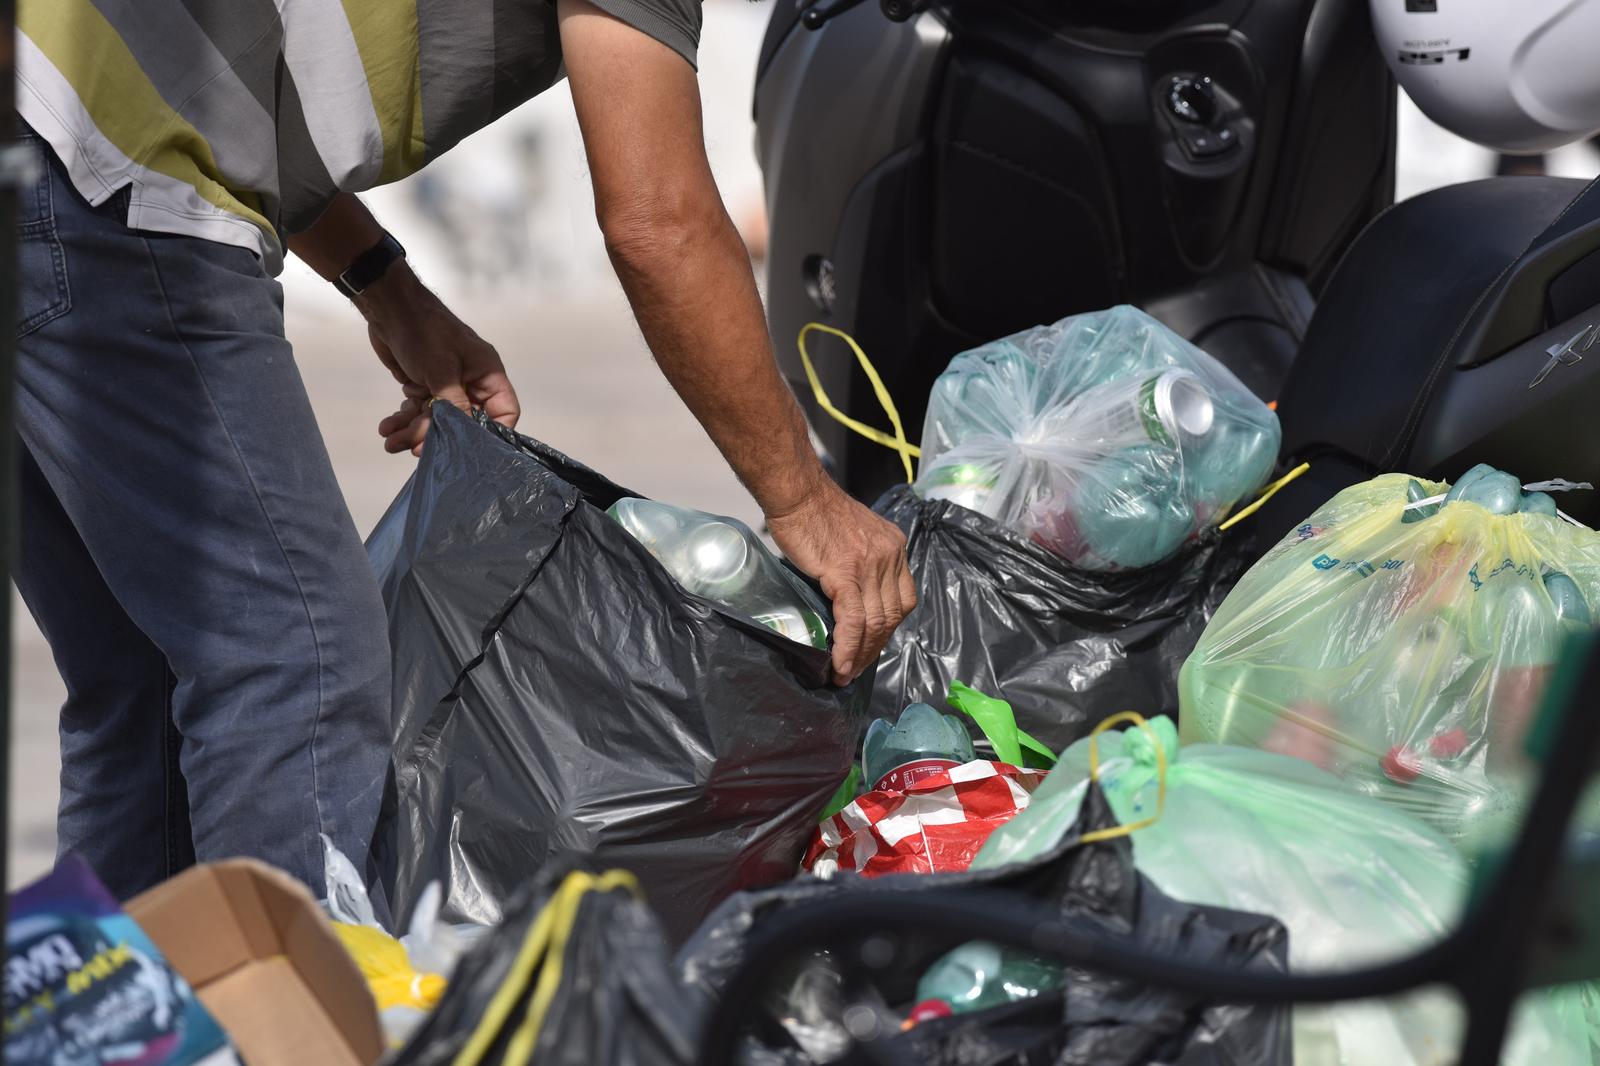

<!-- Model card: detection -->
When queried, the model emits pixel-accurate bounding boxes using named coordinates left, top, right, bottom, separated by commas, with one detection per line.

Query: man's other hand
left=767, top=482, right=917, bottom=686
left=357, top=269, right=521, bottom=455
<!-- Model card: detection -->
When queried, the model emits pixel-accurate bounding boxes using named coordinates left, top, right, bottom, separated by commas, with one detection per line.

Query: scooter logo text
left=1527, top=323, right=1598, bottom=389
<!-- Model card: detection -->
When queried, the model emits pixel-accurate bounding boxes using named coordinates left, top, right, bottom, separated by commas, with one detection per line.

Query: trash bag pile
left=974, top=715, right=1598, bottom=1065
left=20, top=301, right=1600, bottom=1066
left=390, top=782, right=1291, bottom=1066
left=870, top=305, right=1271, bottom=751
left=914, top=304, right=1279, bottom=570
left=1179, top=469, right=1600, bottom=845
left=343, top=315, right=1599, bottom=1063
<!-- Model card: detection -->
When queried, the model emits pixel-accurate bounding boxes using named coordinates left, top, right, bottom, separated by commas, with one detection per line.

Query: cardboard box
left=128, top=859, right=385, bottom=1066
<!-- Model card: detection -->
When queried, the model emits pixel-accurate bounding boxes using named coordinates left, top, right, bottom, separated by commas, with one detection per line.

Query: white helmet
left=1370, top=0, right=1600, bottom=154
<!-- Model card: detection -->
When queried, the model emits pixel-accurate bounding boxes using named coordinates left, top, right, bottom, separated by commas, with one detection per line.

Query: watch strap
left=335, top=233, right=406, bottom=298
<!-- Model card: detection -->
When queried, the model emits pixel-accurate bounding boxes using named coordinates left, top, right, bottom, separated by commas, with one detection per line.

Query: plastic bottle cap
left=1381, top=745, right=1423, bottom=784
left=905, top=999, right=955, bottom=1027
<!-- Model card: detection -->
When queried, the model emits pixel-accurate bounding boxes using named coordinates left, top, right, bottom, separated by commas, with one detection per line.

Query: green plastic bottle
left=908, top=940, right=1064, bottom=1021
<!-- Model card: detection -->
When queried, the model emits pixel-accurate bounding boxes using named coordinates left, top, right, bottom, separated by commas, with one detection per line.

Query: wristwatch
left=335, top=232, right=406, bottom=298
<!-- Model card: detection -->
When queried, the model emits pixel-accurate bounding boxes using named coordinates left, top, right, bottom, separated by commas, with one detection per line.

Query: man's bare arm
left=288, top=193, right=520, bottom=453
left=557, top=0, right=915, bottom=683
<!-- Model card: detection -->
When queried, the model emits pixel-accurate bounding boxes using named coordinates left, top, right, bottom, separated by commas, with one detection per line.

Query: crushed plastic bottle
left=1444, top=463, right=1523, bottom=515
left=908, top=940, right=1063, bottom=1022
left=1406, top=465, right=1585, bottom=525
left=608, top=498, right=829, bottom=649
left=1056, top=444, right=1196, bottom=569
left=862, top=702, right=975, bottom=792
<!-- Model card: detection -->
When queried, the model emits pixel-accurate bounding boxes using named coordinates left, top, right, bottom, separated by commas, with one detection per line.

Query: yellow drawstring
left=452, top=870, right=642, bottom=1066
left=1217, top=461, right=1311, bottom=532
left=797, top=323, right=921, bottom=483
left=1076, top=711, right=1169, bottom=845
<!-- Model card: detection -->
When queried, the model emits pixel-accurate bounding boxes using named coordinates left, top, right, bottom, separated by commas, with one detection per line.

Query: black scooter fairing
left=1253, top=176, right=1600, bottom=540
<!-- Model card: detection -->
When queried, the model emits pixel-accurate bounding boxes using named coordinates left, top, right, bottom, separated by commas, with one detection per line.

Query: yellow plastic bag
left=333, top=921, right=446, bottom=1013
left=1179, top=473, right=1600, bottom=844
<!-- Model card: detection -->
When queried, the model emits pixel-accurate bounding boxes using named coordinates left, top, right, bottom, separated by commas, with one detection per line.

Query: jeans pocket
left=16, top=133, right=70, bottom=340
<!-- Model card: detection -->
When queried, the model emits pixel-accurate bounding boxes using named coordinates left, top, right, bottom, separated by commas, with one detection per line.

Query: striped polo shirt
left=17, top=0, right=702, bottom=274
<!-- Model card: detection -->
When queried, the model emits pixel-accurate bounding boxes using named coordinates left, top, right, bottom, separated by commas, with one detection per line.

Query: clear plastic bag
left=914, top=305, right=1280, bottom=570
left=1178, top=473, right=1600, bottom=846
left=972, top=718, right=1597, bottom=1065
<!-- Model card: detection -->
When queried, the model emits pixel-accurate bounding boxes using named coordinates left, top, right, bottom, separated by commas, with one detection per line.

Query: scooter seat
left=1276, top=176, right=1591, bottom=469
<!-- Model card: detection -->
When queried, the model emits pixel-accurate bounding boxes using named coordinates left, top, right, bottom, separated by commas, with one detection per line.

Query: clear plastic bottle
left=907, top=940, right=1063, bottom=1022
left=607, top=498, right=829, bottom=649
left=861, top=703, right=975, bottom=792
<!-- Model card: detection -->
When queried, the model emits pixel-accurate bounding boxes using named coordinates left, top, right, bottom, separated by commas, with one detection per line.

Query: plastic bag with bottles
left=973, top=716, right=1599, bottom=1066
left=1178, top=470, right=1600, bottom=847
left=914, top=304, right=1280, bottom=570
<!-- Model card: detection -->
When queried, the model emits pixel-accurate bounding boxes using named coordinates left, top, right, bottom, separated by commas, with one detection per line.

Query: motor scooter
left=754, top=0, right=1600, bottom=533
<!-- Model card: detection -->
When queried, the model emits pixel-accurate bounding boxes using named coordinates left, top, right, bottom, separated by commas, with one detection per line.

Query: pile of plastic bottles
left=914, top=305, right=1280, bottom=570
left=609, top=498, right=830, bottom=649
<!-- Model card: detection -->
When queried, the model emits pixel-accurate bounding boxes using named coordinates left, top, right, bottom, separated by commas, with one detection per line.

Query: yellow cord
left=450, top=888, right=560, bottom=1066
left=500, top=870, right=641, bottom=1066
left=1077, top=711, right=1169, bottom=845
left=1217, top=461, right=1312, bottom=533
left=797, top=323, right=921, bottom=483
left=453, top=870, right=641, bottom=1066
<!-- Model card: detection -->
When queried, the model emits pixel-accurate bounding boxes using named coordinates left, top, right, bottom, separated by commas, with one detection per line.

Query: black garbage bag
left=870, top=487, right=1247, bottom=752
left=392, top=863, right=697, bottom=1066
left=367, top=404, right=872, bottom=941
left=681, top=782, right=1292, bottom=1066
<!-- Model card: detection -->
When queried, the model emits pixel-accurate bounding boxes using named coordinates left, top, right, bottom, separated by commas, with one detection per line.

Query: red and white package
left=804, top=760, right=1046, bottom=879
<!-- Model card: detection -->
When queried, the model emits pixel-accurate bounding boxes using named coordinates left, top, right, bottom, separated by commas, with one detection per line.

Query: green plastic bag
left=946, top=681, right=1056, bottom=770
left=1179, top=473, right=1600, bottom=844
left=973, top=717, right=1597, bottom=1065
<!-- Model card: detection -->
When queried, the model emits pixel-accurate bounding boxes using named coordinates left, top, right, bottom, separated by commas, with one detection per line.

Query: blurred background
left=8, top=0, right=1600, bottom=886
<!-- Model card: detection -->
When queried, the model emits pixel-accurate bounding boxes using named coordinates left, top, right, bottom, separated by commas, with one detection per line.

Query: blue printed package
left=4, top=855, right=237, bottom=1066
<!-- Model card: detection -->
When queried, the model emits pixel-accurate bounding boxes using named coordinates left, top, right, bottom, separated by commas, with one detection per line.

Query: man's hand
left=768, top=481, right=917, bottom=686
left=355, top=269, right=520, bottom=454
left=287, top=193, right=520, bottom=454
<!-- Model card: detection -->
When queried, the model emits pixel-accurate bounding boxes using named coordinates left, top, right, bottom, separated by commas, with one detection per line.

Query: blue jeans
left=12, top=124, right=390, bottom=898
